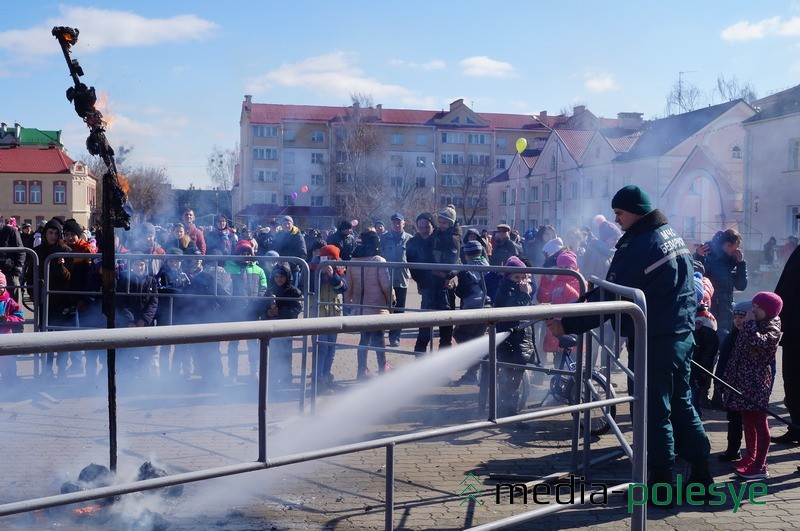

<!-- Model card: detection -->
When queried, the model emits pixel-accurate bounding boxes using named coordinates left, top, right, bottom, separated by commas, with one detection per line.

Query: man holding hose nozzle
left=546, top=185, right=713, bottom=500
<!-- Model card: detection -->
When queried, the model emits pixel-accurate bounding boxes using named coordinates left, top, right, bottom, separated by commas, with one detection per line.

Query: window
left=732, top=145, right=742, bottom=159
left=253, top=147, right=277, bottom=160
left=284, top=129, right=296, bottom=141
left=569, top=182, right=578, bottom=199
left=510, top=189, right=516, bottom=204
left=683, top=217, right=696, bottom=239
left=415, top=177, right=426, bottom=188
left=468, top=133, right=486, bottom=145
left=311, top=174, right=325, bottom=186
left=283, top=195, right=293, bottom=206
left=500, top=191, right=507, bottom=205
left=791, top=139, right=800, bottom=170
left=496, top=158, right=506, bottom=170
left=390, top=133, right=404, bottom=145
left=550, top=152, right=557, bottom=171
left=253, top=125, right=278, bottom=137
left=270, top=193, right=277, bottom=204
left=416, top=156, right=427, bottom=167
left=544, top=184, right=550, bottom=200
left=496, top=138, right=506, bottom=149
left=556, top=184, right=562, bottom=201
left=520, top=188, right=526, bottom=203
left=390, top=177, right=403, bottom=188
left=29, top=181, right=42, bottom=204
left=441, top=153, right=462, bottom=165
left=311, top=152, right=324, bottom=164
left=468, top=154, right=491, bottom=166
left=440, top=174, right=462, bottom=187
left=53, top=181, right=66, bottom=204
left=390, top=155, right=403, bottom=167
left=284, top=152, right=295, bottom=164
left=13, top=181, right=26, bottom=204
left=311, top=195, right=325, bottom=206
left=584, top=180, right=593, bottom=198
left=416, top=133, right=427, bottom=146
left=688, top=179, right=700, bottom=195
left=603, top=177, right=610, bottom=198
left=441, top=132, right=464, bottom=144
left=531, top=186, right=539, bottom=201
left=336, top=172, right=353, bottom=183
left=311, top=130, right=324, bottom=142
left=283, top=173, right=295, bottom=185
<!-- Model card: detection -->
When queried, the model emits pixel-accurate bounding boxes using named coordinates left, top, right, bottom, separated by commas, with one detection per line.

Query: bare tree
left=665, top=73, right=704, bottom=115
left=206, top=144, right=239, bottom=190
left=436, top=160, right=491, bottom=225
left=714, top=74, right=758, bottom=105
left=124, top=164, right=174, bottom=223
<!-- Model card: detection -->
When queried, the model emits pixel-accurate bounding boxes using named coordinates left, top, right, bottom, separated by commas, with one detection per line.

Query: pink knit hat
left=752, top=291, right=783, bottom=320
left=556, top=250, right=578, bottom=269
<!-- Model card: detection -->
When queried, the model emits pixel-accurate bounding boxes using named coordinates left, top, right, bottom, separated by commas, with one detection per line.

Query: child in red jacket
left=0, top=271, right=25, bottom=382
left=537, top=251, right=585, bottom=365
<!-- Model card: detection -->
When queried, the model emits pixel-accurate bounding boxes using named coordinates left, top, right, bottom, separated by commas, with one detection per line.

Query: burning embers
left=59, top=461, right=182, bottom=528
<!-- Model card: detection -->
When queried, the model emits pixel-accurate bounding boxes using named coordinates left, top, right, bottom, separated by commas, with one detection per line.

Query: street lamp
left=428, top=161, right=439, bottom=210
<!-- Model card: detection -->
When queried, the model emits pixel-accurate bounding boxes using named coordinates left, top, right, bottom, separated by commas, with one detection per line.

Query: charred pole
left=52, top=26, right=130, bottom=472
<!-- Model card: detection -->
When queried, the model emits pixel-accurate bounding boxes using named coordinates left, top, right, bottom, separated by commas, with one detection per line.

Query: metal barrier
left=0, top=296, right=647, bottom=530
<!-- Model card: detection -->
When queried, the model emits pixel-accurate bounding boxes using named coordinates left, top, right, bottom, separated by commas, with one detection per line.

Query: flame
left=96, top=91, right=115, bottom=130
left=73, top=505, right=104, bottom=517
left=117, top=172, right=130, bottom=195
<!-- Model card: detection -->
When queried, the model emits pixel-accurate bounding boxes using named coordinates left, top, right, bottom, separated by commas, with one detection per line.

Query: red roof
left=605, top=131, right=642, bottom=153
left=0, top=146, right=76, bottom=174
left=249, top=103, right=545, bottom=130
left=554, top=130, right=595, bottom=164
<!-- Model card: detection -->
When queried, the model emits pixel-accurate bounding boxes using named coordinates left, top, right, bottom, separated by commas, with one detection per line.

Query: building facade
left=236, top=97, right=550, bottom=230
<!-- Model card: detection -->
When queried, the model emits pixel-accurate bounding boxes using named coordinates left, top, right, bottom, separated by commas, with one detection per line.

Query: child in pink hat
left=722, top=291, right=783, bottom=479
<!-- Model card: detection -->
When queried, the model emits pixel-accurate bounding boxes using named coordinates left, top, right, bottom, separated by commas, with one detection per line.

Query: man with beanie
left=427, top=206, right=462, bottom=349
left=381, top=213, right=411, bottom=347
left=272, top=216, right=307, bottom=286
left=406, top=212, right=441, bottom=353
left=547, top=184, right=713, bottom=496
left=327, top=220, right=356, bottom=261
left=772, top=243, right=800, bottom=444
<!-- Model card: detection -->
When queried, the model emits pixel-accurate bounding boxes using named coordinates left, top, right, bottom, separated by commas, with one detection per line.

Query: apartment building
left=235, top=96, right=550, bottom=230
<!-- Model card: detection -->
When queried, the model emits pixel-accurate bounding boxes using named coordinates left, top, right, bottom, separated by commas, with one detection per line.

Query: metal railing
left=0, top=297, right=647, bottom=530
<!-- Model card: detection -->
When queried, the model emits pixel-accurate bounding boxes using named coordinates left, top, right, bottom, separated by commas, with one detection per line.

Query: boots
left=647, top=470, right=674, bottom=508
left=686, top=461, right=715, bottom=500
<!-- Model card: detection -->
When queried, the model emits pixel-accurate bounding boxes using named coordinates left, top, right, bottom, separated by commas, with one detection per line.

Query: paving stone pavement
left=1, top=326, right=799, bottom=530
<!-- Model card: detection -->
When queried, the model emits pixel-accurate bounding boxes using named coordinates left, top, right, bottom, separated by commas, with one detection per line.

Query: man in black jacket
left=547, top=185, right=712, bottom=493
left=772, top=243, right=800, bottom=444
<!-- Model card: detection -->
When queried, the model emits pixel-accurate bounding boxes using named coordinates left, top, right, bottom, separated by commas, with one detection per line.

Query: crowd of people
left=1, top=189, right=799, bottom=494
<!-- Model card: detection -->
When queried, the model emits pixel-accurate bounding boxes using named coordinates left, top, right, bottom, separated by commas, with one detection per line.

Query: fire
left=96, top=91, right=115, bottom=130
left=73, top=505, right=104, bottom=517
left=117, top=172, right=130, bottom=195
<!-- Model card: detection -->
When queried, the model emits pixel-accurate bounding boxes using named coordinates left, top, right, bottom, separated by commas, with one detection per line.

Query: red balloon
left=351, top=219, right=359, bottom=227
left=301, top=185, right=309, bottom=193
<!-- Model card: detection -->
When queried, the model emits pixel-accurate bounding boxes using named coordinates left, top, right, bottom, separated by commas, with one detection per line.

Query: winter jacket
left=489, top=236, right=521, bottom=267
left=432, top=224, right=462, bottom=272
left=455, top=256, right=490, bottom=309
left=380, top=229, right=412, bottom=288
left=0, top=225, right=25, bottom=274
left=116, top=270, right=159, bottom=327
left=0, top=290, right=24, bottom=332
left=562, top=209, right=697, bottom=339
left=185, top=264, right=232, bottom=324
left=263, top=263, right=303, bottom=320
left=345, top=255, right=393, bottom=316
left=326, top=231, right=357, bottom=261
left=185, top=224, right=206, bottom=254
left=722, top=317, right=781, bottom=411
left=537, top=272, right=585, bottom=352
left=309, top=256, right=347, bottom=318
left=460, top=229, right=490, bottom=263
left=29, top=240, right=73, bottom=318
left=273, top=226, right=308, bottom=269
left=695, top=240, right=747, bottom=333
left=406, top=232, right=435, bottom=289
left=206, top=228, right=237, bottom=256
left=581, top=237, right=615, bottom=283
left=493, top=277, right=534, bottom=364
left=774, top=245, right=800, bottom=348
left=225, top=260, right=268, bottom=321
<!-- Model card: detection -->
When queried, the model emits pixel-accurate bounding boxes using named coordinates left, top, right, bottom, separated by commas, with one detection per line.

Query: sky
left=3, top=1, right=800, bottom=190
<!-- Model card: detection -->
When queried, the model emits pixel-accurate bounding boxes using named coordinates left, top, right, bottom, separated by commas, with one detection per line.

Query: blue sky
left=3, top=2, right=800, bottom=189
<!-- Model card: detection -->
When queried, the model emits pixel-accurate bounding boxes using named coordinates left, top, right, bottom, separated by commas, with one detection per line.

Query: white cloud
left=459, top=56, right=517, bottom=78
left=719, top=16, right=800, bottom=41
left=390, top=58, right=446, bottom=71
left=246, top=51, right=421, bottom=104
left=584, top=73, right=618, bottom=93
left=0, top=6, right=218, bottom=61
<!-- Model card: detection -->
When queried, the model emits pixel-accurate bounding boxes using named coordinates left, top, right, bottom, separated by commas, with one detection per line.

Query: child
left=263, top=262, right=303, bottom=389
left=537, top=250, right=585, bottom=366
left=0, top=271, right=25, bottom=382
left=493, top=256, right=535, bottom=416
left=722, top=291, right=783, bottom=479
left=452, top=240, right=491, bottom=386
left=309, top=245, right=347, bottom=393
left=715, top=300, right=750, bottom=462
left=690, top=263, right=719, bottom=415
